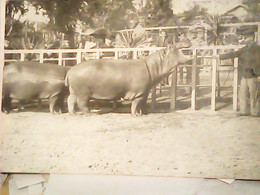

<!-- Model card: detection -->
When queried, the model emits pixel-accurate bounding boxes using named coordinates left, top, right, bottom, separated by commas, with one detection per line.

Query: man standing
left=177, top=33, right=192, bottom=85
left=156, top=31, right=172, bottom=47
left=220, top=33, right=260, bottom=117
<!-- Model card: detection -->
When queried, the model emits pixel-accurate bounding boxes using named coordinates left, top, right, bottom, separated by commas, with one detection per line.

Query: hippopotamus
left=2, top=61, right=70, bottom=113
left=65, top=45, right=191, bottom=116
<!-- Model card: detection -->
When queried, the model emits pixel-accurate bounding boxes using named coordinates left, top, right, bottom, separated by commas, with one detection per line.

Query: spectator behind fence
left=156, top=31, right=171, bottom=47
left=219, top=33, right=260, bottom=117
left=98, top=35, right=115, bottom=58
left=177, top=33, right=192, bottom=85
left=183, top=29, right=207, bottom=95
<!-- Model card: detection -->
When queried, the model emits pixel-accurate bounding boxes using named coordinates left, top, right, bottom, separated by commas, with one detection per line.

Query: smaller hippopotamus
left=2, top=61, right=70, bottom=113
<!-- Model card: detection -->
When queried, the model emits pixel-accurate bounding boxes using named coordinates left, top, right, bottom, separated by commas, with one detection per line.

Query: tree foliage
left=242, top=0, right=260, bottom=21
left=144, top=0, right=177, bottom=26
left=6, top=0, right=260, bottom=49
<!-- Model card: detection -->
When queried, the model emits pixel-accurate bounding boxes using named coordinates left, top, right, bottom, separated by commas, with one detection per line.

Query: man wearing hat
left=220, top=31, right=260, bottom=117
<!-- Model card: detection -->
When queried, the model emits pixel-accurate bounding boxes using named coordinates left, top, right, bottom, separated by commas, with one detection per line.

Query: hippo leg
left=38, top=99, right=42, bottom=110
left=140, top=94, right=148, bottom=115
left=67, top=86, right=77, bottom=115
left=131, top=97, right=145, bottom=116
left=18, top=100, right=26, bottom=111
left=77, top=96, right=90, bottom=115
left=55, top=93, right=65, bottom=114
left=3, top=95, right=12, bottom=113
left=112, top=100, right=117, bottom=110
left=68, top=95, right=77, bottom=115
left=49, top=95, right=59, bottom=114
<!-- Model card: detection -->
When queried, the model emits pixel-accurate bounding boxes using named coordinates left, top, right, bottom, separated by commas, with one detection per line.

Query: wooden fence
left=4, top=45, right=244, bottom=112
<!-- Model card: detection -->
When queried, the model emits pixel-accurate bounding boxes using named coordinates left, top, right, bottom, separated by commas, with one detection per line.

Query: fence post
left=133, top=50, right=137, bottom=59
left=217, top=65, right=221, bottom=98
left=191, top=49, right=197, bottom=110
left=257, top=25, right=260, bottom=44
left=151, top=87, right=156, bottom=110
left=115, top=50, right=119, bottom=60
left=204, top=26, right=208, bottom=43
left=149, top=50, right=156, bottom=110
left=39, top=52, right=43, bottom=63
left=20, top=53, right=25, bottom=61
left=211, top=49, right=217, bottom=111
left=77, top=51, right=82, bottom=64
left=58, top=52, right=62, bottom=66
left=233, top=57, right=239, bottom=111
left=170, top=66, right=178, bottom=111
left=96, top=51, right=100, bottom=59
left=0, top=0, right=6, bottom=111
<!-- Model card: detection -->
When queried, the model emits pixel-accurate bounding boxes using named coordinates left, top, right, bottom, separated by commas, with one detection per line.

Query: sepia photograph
left=0, top=0, right=260, bottom=194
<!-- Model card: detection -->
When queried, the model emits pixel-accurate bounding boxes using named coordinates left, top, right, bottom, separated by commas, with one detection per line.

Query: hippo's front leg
left=131, top=95, right=148, bottom=116
left=3, top=95, right=12, bottom=113
left=49, top=95, right=59, bottom=114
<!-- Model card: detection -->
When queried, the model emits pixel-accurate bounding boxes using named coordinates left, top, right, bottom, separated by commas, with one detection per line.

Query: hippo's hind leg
left=77, top=96, right=90, bottom=115
left=67, top=86, right=77, bottom=115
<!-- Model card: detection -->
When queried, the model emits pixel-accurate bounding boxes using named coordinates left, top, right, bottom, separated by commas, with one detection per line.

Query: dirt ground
left=1, top=72, right=260, bottom=179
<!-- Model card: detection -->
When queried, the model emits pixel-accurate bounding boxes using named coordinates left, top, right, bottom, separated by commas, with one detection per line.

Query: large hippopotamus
left=3, top=61, right=70, bottom=113
left=65, top=45, right=191, bottom=116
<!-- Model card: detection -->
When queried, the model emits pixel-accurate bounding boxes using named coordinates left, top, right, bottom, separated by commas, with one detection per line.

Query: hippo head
left=161, top=45, right=192, bottom=74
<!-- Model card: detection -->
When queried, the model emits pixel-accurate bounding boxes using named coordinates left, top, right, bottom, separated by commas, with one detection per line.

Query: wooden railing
left=4, top=47, right=164, bottom=65
left=4, top=45, right=244, bottom=112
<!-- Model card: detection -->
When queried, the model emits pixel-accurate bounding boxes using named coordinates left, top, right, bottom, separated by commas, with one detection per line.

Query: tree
left=5, top=0, right=27, bottom=37
left=242, top=0, right=260, bottom=21
left=144, top=0, right=177, bottom=26
left=6, top=0, right=45, bottom=51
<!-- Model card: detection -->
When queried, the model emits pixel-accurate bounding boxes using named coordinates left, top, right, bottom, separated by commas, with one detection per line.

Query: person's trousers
left=239, top=77, right=260, bottom=116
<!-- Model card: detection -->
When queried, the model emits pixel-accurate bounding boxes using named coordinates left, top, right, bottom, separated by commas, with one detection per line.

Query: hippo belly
left=8, top=80, right=64, bottom=100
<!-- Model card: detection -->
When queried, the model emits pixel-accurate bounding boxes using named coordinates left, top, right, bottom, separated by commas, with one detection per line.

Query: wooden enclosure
left=4, top=45, right=243, bottom=111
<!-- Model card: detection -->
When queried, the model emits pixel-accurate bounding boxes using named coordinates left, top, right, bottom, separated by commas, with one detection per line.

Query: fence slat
left=211, top=49, right=217, bottom=111
left=115, top=51, right=119, bottom=60
left=39, top=52, right=43, bottom=63
left=233, top=57, right=239, bottom=111
left=96, top=52, right=100, bottom=59
left=170, top=67, right=178, bottom=111
left=256, top=24, right=260, bottom=45
left=191, top=49, right=197, bottom=110
left=58, top=52, right=62, bottom=65
left=151, top=87, right=156, bottom=110
left=133, top=51, right=137, bottom=59
left=76, top=51, right=82, bottom=64
left=21, top=53, right=25, bottom=61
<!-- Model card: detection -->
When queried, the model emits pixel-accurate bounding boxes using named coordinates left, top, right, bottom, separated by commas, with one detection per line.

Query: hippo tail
left=64, top=73, right=70, bottom=87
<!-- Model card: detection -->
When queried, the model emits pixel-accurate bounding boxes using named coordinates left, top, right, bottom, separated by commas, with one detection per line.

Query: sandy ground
left=1, top=73, right=260, bottom=179
left=1, top=89, right=260, bottom=179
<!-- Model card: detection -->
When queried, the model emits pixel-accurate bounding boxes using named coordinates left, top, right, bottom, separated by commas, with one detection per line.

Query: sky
left=171, top=0, right=243, bottom=15
left=13, top=1, right=49, bottom=23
